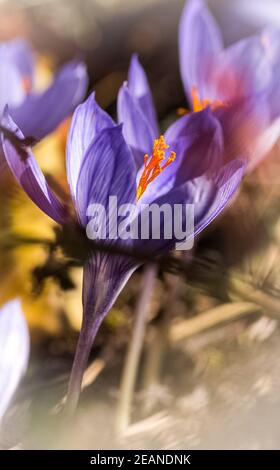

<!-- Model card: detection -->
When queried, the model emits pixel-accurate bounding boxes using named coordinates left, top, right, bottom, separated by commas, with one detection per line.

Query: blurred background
left=1, top=0, right=280, bottom=450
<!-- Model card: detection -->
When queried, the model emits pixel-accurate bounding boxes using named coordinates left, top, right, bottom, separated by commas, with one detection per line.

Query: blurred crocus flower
left=0, top=299, right=29, bottom=423
left=0, top=39, right=88, bottom=169
left=179, top=0, right=280, bottom=169
left=219, top=0, right=280, bottom=31
left=1, top=86, right=244, bottom=410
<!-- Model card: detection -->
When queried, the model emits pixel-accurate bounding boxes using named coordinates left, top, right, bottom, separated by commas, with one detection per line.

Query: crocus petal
left=76, top=125, right=137, bottom=227
left=193, top=159, right=245, bottom=237
left=117, top=82, right=156, bottom=168
left=10, top=61, right=88, bottom=140
left=261, top=27, right=280, bottom=65
left=0, top=39, right=34, bottom=82
left=261, top=28, right=280, bottom=119
left=138, top=109, right=223, bottom=205
left=0, top=60, right=25, bottom=114
left=216, top=92, right=270, bottom=166
left=135, top=181, right=196, bottom=253
left=250, top=114, right=280, bottom=170
left=213, top=36, right=272, bottom=102
left=138, top=159, right=244, bottom=252
left=169, top=113, right=223, bottom=184
left=1, top=109, right=67, bottom=224
left=135, top=159, right=245, bottom=253
left=0, top=299, right=29, bottom=422
left=66, top=93, right=115, bottom=202
left=0, top=40, right=34, bottom=114
left=179, top=0, right=223, bottom=101
left=127, top=54, right=159, bottom=139
left=166, top=108, right=224, bottom=184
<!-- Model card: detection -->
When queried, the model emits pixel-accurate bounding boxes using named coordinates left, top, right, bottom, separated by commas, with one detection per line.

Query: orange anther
left=137, top=136, right=176, bottom=200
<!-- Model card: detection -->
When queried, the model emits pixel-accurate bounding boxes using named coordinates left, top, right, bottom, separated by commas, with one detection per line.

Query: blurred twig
left=121, top=411, right=170, bottom=439
left=142, top=275, right=182, bottom=400
left=170, top=302, right=262, bottom=342
left=231, top=278, right=280, bottom=317
left=116, top=264, right=157, bottom=434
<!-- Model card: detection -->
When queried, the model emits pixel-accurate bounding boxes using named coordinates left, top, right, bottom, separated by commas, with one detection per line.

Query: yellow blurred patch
left=0, top=124, right=70, bottom=334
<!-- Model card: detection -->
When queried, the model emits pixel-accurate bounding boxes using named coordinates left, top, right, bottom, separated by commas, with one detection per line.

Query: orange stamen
left=136, top=135, right=176, bottom=200
left=191, top=86, right=224, bottom=113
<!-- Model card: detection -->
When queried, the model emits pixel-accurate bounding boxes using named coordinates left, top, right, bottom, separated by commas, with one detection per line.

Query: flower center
left=136, top=135, right=176, bottom=200
left=191, top=86, right=224, bottom=113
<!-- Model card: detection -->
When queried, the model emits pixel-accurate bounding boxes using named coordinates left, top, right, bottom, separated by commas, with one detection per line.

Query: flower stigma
left=136, top=135, right=176, bottom=200
left=191, top=86, right=224, bottom=112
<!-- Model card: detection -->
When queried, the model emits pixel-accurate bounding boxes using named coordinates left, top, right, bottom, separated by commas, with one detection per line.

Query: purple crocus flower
left=0, top=39, right=88, bottom=170
left=178, top=0, right=280, bottom=169
left=0, top=299, right=29, bottom=423
left=118, top=54, right=226, bottom=182
left=1, top=86, right=244, bottom=410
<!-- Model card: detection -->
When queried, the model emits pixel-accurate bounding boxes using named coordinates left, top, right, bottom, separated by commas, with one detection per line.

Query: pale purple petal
left=261, top=28, right=280, bottom=63
left=117, top=82, right=156, bottom=168
left=1, top=110, right=67, bottom=224
left=0, top=39, right=34, bottom=81
left=215, top=93, right=270, bottom=166
left=250, top=114, right=280, bottom=170
left=213, top=36, right=272, bottom=103
left=0, top=60, right=25, bottom=114
left=138, top=109, right=224, bottom=205
left=0, top=299, right=29, bottom=421
left=0, top=40, right=34, bottom=114
left=191, top=159, right=245, bottom=237
left=179, top=0, right=223, bottom=101
left=135, top=181, right=196, bottom=253
left=127, top=55, right=159, bottom=138
left=10, top=61, right=88, bottom=140
left=261, top=28, right=280, bottom=119
left=66, top=92, right=115, bottom=202
left=166, top=109, right=224, bottom=184
left=76, top=125, right=137, bottom=227
left=135, top=159, right=245, bottom=253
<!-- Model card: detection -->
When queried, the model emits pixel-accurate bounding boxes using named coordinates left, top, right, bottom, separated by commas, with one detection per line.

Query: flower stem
left=64, top=314, right=102, bottom=416
left=64, top=254, right=135, bottom=417
left=116, top=264, right=157, bottom=433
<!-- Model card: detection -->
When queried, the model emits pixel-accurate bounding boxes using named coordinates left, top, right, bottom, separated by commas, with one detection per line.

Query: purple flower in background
left=179, top=0, right=280, bottom=169
left=1, top=86, right=244, bottom=410
left=0, top=299, right=29, bottom=423
left=0, top=39, right=88, bottom=170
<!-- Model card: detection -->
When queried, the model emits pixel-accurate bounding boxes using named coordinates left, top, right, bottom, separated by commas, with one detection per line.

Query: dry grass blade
left=170, top=302, right=262, bottom=342
left=121, top=411, right=170, bottom=438
left=231, top=278, right=280, bottom=316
